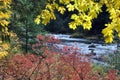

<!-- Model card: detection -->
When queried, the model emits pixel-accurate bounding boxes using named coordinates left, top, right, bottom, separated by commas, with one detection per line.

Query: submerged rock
left=88, top=43, right=96, bottom=48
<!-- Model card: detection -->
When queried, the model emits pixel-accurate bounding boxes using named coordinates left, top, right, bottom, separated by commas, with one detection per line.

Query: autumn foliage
left=0, top=34, right=119, bottom=80
left=35, top=0, right=120, bottom=43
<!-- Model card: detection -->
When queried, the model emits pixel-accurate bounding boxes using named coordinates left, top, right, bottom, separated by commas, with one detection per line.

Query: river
left=47, top=34, right=118, bottom=65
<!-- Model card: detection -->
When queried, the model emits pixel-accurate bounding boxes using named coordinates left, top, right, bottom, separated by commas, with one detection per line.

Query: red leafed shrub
left=104, top=69, right=118, bottom=80
left=1, top=53, right=119, bottom=80
left=0, top=34, right=120, bottom=80
left=57, top=52, right=99, bottom=80
left=3, top=54, right=35, bottom=79
left=46, top=35, right=60, bottom=43
left=32, top=34, right=60, bottom=55
left=36, top=34, right=45, bottom=41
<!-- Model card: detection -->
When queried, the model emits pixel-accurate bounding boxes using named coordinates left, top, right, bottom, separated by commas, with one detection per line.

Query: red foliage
left=4, top=54, right=35, bottom=79
left=0, top=34, right=119, bottom=80
left=105, top=69, right=118, bottom=80
left=36, top=34, right=45, bottom=41
left=46, top=35, right=60, bottom=43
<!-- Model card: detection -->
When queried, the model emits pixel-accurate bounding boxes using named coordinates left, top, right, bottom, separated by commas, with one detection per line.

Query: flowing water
left=48, top=34, right=118, bottom=65
left=53, top=34, right=117, bottom=54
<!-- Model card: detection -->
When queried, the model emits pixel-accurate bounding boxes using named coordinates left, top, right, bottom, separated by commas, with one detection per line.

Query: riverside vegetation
left=0, top=34, right=120, bottom=80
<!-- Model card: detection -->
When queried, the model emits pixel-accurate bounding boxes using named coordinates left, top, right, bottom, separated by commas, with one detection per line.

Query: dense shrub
left=0, top=34, right=119, bottom=80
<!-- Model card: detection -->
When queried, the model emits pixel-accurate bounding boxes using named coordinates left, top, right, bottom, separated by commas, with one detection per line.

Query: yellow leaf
left=105, top=36, right=113, bottom=43
left=83, top=21, right=92, bottom=30
left=34, top=18, right=40, bottom=24
left=71, top=14, right=79, bottom=20
left=0, top=20, right=9, bottom=27
left=66, top=4, right=74, bottom=11
left=59, top=0, right=70, bottom=4
left=69, top=22, right=77, bottom=30
left=0, top=51, right=8, bottom=59
left=58, top=6, right=66, bottom=14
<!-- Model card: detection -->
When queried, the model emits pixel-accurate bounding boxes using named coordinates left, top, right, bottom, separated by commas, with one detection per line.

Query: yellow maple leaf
left=58, top=6, right=66, bottom=14
left=69, top=22, right=77, bottom=30
left=66, top=4, right=74, bottom=11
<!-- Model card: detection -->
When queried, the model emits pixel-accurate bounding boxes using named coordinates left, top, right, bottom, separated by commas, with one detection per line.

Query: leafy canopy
left=35, top=0, right=120, bottom=43
left=0, top=0, right=12, bottom=59
left=0, top=0, right=12, bottom=34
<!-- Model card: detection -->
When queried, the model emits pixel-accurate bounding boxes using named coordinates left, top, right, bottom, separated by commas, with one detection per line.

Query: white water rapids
left=47, top=34, right=118, bottom=65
